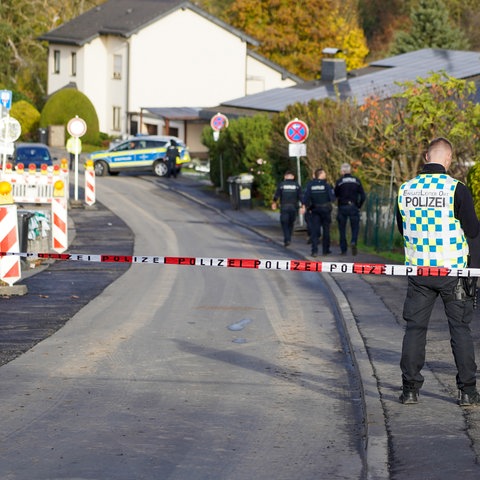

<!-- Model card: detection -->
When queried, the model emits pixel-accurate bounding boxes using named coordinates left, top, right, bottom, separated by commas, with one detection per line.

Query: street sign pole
left=211, top=113, right=229, bottom=192
left=67, top=116, right=87, bottom=202
left=0, top=90, right=14, bottom=173
left=285, top=118, right=309, bottom=228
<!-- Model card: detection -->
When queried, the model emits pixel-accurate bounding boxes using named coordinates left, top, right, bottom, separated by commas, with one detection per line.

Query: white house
left=39, top=0, right=301, bottom=156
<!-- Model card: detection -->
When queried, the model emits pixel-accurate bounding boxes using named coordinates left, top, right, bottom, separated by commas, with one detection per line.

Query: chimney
left=321, top=48, right=347, bottom=83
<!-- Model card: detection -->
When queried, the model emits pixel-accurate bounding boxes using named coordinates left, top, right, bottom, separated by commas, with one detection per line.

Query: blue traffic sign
left=284, top=118, right=309, bottom=143
left=0, top=90, right=12, bottom=110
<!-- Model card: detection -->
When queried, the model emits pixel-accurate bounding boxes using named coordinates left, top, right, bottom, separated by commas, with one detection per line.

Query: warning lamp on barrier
left=53, top=164, right=60, bottom=175
left=15, top=163, right=24, bottom=173
left=41, top=164, right=48, bottom=175
left=4, top=163, right=12, bottom=174
left=53, top=180, right=65, bottom=197
left=0, top=181, right=13, bottom=205
left=28, top=163, right=36, bottom=173
left=60, top=158, right=68, bottom=170
left=85, top=159, right=94, bottom=171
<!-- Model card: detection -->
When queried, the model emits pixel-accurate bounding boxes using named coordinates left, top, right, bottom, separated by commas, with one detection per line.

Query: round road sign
left=210, top=113, right=229, bottom=132
left=284, top=118, right=309, bottom=144
left=67, top=116, right=87, bottom=138
left=0, top=116, right=21, bottom=142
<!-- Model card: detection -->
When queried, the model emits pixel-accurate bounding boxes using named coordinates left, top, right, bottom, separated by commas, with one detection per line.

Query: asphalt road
left=0, top=173, right=367, bottom=479
left=2, top=167, right=480, bottom=479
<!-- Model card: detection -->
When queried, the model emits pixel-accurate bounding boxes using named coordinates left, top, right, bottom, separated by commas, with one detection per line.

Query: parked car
left=89, top=135, right=191, bottom=177
left=12, top=143, right=55, bottom=168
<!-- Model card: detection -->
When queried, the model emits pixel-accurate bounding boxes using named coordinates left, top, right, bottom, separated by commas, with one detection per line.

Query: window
left=113, top=106, right=121, bottom=131
left=54, top=50, right=60, bottom=74
left=167, top=127, right=179, bottom=137
left=113, top=54, right=122, bottom=80
left=71, top=52, right=77, bottom=76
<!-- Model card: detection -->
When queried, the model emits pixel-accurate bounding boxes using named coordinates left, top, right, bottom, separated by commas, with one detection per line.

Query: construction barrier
left=84, top=160, right=95, bottom=206
left=51, top=197, right=68, bottom=253
left=0, top=163, right=68, bottom=204
left=0, top=204, right=21, bottom=286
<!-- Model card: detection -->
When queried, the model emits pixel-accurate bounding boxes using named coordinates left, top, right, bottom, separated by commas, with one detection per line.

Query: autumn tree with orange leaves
left=223, top=0, right=369, bottom=80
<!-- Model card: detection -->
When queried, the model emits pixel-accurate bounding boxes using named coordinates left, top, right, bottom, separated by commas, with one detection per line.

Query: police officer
left=303, top=168, right=335, bottom=257
left=166, top=140, right=180, bottom=178
left=334, top=163, right=366, bottom=255
left=66, top=136, right=82, bottom=171
left=397, top=137, right=480, bottom=406
left=272, top=171, right=303, bottom=247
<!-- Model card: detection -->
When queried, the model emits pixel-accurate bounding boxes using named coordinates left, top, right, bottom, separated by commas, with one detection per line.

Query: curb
left=0, top=284, right=28, bottom=296
left=321, top=274, right=389, bottom=479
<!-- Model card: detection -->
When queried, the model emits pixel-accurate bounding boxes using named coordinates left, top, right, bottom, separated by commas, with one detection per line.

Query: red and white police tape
left=0, top=251, right=479, bottom=277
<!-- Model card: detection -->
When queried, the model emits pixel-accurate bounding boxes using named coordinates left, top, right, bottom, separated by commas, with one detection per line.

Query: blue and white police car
left=89, top=135, right=191, bottom=177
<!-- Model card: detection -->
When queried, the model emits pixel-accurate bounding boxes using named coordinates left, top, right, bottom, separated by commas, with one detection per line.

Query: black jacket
left=335, top=174, right=366, bottom=207
left=273, top=180, right=302, bottom=209
left=303, top=179, right=335, bottom=208
left=166, top=145, right=179, bottom=163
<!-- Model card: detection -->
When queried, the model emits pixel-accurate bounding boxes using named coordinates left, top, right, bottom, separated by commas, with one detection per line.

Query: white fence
left=0, top=167, right=69, bottom=204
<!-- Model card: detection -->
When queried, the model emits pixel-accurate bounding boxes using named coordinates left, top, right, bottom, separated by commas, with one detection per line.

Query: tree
left=10, top=100, right=41, bottom=142
left=358, top=0, right=412, bottom=58
left=354, top=72, right=480, bottom=189
left=270, top=97, right=361, bottom=186
left=390, top=0, right=469, bottom=55
left=223, top=0, right=369, bottom=80
left=40, top=88, right=100, bottom=145
left=202, top=114, right=276, bottom=206
left=0, top=0, right=102, bottom=107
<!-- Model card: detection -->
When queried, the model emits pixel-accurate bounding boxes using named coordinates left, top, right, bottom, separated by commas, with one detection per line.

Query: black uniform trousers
left=166, top=158, right=177, bottom=178
left=279, top=205, right=297, bottom=244
left=400, top=276, right=477, bottom=393
left=337, top=204, right=361, bottom=253
left=310, top=205, right=332, bottom=255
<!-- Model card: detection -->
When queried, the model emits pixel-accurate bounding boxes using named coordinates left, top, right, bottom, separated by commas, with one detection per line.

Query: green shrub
left=202, top=114, right=275, bottom=206
left=10, top=100, right=40, bottom=141
left=39, top=88, right=100, bottom=145
left=467, top=163, right=480, bottom=218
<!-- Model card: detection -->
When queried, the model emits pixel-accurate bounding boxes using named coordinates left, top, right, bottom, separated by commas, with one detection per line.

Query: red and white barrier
left=51, top=197, right=68, bottom=253
left=0, top=205, right=21, bottom=285
left=84, top=168, right=95, bottom=206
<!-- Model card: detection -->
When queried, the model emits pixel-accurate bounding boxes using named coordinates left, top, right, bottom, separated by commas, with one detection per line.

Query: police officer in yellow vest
left=66, top=136, right=82, bottom=171
left=397, top=137, right=480, bottom=406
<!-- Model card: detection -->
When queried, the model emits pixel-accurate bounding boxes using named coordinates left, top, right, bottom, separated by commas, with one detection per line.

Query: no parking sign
left=284, top=118, right=309, bottom=144
left=210, top=113, right=229, bottom=132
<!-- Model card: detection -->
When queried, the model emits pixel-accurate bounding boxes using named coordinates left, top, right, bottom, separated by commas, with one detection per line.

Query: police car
left=89, top=135, right=191, bottom=177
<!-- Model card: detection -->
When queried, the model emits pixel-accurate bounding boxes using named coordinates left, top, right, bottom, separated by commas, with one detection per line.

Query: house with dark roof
left=219, top=49, right=480, bottom=114
left=39, top=0, right=301, bottom=155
